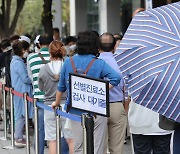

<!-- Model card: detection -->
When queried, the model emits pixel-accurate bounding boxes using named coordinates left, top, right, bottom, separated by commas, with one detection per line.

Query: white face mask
left=3, top=46, right=12, bottom=52
left=69, top=44, right=76, bottom=51
left=23, top=51, right=29, bottom=58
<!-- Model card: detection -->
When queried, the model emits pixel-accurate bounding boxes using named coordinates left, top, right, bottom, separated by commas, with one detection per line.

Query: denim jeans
left=38, top=108, right=45, bottom=154
left=15, top=115, right=25, bottom=139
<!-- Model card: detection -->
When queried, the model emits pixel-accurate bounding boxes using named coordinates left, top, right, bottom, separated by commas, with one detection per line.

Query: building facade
left=69, top=0, right=179, bottom=36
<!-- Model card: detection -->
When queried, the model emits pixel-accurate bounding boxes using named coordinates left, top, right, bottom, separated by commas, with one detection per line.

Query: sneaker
left=29, top=119, right=34, bottom=129
left=126, top=136, right=130, bottom=140
left=0, top=114, right=3, bottom=122
left=15, top=138, right=26, bottom=147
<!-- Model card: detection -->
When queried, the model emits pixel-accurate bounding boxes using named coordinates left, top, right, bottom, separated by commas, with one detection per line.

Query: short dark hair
left=1, top=39, right=11, bottom=49
left=76, top=31, right=99, bottom=56
left=21, top=41, right=30, bottom=50
left=25, top=33, right=31, bottom=40
left=114, top=33, right=123, bottom=41
left=99, top=32, right=116, bottom=52
left=0, top=43, right=2, bottom=53
left=10, top=35, right=20, bottom=43
left=39, top=35, right=53, bottom=46
left=92, top=31, right=99, bottom=37
left=64, top=36, right=77, bottom=45
left=53, top=28, right=59, bottom=33
left=12, top=41, right=24, bottom=56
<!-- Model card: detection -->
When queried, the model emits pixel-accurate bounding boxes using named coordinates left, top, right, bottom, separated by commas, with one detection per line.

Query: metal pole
left=2, top=88, right=15, bottom=149
left=85, top=115, right=94, bottom=154
left=10, top=88, right=14, bottom=148
left=24, top=93, right=30, bottom=154
left=34, top=99, right=39, bottom=154
left=0, top=84, right=7, bottom=140
left=82, top=114, right=87, bottom=154
left=56, top=106, right=62, bottom=154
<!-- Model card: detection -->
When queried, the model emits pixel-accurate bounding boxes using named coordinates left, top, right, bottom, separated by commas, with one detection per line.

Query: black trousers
left=173, top=127, right=180, bottom=154
left=132, top=134, right=171, bottom=154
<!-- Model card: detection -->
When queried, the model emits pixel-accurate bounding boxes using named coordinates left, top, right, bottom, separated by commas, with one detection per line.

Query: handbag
left=159, top=115, right=180, bottom=130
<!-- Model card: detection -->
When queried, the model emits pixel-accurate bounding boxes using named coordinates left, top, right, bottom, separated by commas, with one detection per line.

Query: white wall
left=99, top=0, right=108, bottom=34
left=70, top=0, right=87, bottom=36
left=52, top=0, right=62, bottom=35
left=70, top=0, right=76, bottom=36
left=70, top=0, right=123, bottom=35
left=99, top=0, right=121, bottom=34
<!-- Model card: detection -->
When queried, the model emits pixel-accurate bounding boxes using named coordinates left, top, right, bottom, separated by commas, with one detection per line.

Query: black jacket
left=0, top=49, right=12, bottom=87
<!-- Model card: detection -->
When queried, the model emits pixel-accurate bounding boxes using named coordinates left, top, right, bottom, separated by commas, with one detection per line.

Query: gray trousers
left=71, top=115, right=107, bottom=154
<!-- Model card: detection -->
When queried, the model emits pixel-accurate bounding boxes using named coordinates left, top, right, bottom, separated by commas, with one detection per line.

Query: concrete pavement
left=0, top=121, right=132, bottom=154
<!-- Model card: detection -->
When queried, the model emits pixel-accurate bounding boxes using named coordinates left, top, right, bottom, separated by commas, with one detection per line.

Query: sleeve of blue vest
left=57, top=60, right=67, bottom=92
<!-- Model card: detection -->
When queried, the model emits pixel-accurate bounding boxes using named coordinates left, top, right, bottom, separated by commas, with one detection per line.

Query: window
left=87, top=0, right=99, bottom=32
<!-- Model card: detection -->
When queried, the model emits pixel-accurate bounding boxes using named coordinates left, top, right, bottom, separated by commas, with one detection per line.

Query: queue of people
left=0, top=27, right=179, bottom=154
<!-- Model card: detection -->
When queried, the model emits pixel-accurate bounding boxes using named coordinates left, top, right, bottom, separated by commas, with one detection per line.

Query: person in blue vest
left=52, top=31, right=121, bottom=154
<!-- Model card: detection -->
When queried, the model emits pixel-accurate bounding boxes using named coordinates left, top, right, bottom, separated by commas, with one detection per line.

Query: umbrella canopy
left=115, top=2, right=180, bottom=122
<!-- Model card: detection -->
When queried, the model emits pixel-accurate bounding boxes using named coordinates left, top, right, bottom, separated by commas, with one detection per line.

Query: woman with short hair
left=10, top=41, right=33, bottom=146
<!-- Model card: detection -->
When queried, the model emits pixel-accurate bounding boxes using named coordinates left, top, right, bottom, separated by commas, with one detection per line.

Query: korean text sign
left=69, top=73, right=109, bottom=117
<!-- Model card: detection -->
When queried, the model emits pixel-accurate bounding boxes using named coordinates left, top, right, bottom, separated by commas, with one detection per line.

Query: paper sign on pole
left=69, top=73, right=109, bottom=117
left=146, top=0, right=153, bottom=10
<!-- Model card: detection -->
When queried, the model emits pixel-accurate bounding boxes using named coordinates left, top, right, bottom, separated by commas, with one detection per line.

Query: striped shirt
left=27, top=47, right=50, bottom=102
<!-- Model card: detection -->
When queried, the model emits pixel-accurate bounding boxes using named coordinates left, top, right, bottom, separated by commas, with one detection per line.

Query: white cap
left=34, top=35, right=40, bottom=44
left=19, top=36, right=31, bottom=44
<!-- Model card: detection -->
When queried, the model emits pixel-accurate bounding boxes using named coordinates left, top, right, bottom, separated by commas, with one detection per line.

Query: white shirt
left=48, top=61, right=63, bottom=75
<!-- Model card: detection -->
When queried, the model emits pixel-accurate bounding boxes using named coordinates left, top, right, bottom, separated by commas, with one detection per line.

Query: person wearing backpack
left=52, top=31, right=121, bottom=154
